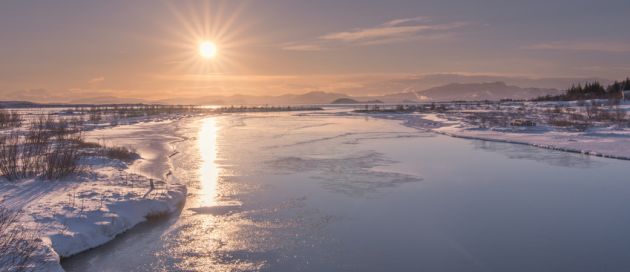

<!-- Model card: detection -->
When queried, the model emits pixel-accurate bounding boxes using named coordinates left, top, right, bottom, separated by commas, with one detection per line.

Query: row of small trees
left=215, top=105, right=323, bottom=113
left=534, top=78, right=630, bottom=101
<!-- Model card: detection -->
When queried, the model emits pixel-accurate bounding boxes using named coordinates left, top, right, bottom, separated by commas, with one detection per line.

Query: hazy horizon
left=1, top=0, right=629, bottom=103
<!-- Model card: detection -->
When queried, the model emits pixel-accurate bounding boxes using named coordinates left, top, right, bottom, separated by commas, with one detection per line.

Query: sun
left=199, top=41, right=218, bottom=59
left=162, top=1, right=252, bottom=73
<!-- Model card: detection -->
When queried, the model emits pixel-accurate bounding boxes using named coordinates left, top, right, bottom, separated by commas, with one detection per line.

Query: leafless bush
left=42, top=135, right=82, bottom=180
left=88, top=111, right=102, bottom=123
left=0, top=129, right=83, bottom=181
left=0, top=206, right=40, bottom=272
left=103, top=146, right=138, bottom=162
left=31, top=115, right=77, bottom=138
left=0, top=129, right=53, bottom=181
left=613, top=107, right=627, bottom=126
left=0, top=110, right=22, bottom=129
left=548, top=119, right=589, bottom=131
left=465, top=112, right=510, bottom=128
left=75, top=140, right=101, bottom=149
left=0, top=133, right=21, bottom=180
left=585, top=102, right=599, bottom=119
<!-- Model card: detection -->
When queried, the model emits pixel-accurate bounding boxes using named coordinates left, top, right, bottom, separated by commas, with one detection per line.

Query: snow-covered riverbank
left=391, top=113, right=630, bottom=160
left=0, top=119, right=189, bottom=271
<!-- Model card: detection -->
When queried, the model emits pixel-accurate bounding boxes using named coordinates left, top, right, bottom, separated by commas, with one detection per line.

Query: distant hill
left=27, top=83, right=560, bottom=106
left=69, top=96, right=149, bottom=104
left=158, top=91, right=351, bottom=105
left=331, top=98, right=359, bottom=104
left=331, top=98, right=384, bottom=104
left=335, top=74, right=611, bottom=96
left=346, top=82, right=560, bottom=103
left=0, top=101, right=41, bottom=108
left=2, top=82, right=564, bottom=106
left=415, top=82, right=560, bottom=101
left=281, top=91, right=349, bottom=104
left=0, top=100, right=149, bottom=108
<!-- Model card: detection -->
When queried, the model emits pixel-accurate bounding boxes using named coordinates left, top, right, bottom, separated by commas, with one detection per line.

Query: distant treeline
left=533, top=78, right=630, bottom=101
left=215, top=105, right=323, bottom=113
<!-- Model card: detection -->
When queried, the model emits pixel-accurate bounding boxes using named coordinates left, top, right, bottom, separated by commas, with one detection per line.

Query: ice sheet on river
left=268, top=151, right=422, bottom=196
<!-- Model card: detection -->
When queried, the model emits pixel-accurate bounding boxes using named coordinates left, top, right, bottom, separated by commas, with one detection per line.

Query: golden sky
left=1, top=0, right=629, bottom=103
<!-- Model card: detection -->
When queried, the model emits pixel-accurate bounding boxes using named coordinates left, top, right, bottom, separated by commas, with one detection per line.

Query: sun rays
left=158, top=0, right=254, bottom=77
left=199, top=41, right=218, bottom=59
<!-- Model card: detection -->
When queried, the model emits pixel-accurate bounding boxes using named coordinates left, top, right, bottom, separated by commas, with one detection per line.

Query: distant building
left=623, top=90, right=630, bottom=100
left=510, top=119, right=536, bottom=127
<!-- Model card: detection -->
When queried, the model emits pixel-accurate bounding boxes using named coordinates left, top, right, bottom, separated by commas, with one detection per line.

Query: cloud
left=88, top=76, right=105, bottom=84
left=525, top=41, right=630, bottom=53
left=320, top=21, right=465, bottom=44
left=281, top=17, right=468, bottom=51
left=281, top=43, right=327, bottom=52
left=382, top=16, right=429, bottom=27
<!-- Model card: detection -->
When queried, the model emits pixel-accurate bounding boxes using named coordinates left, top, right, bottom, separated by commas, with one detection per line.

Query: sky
left=1, top=0, right=629, bottom=103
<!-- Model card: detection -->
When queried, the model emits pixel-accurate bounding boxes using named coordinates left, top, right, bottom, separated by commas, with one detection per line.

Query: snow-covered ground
left=364, top=104, right=630, bottom=160
left=433, top=122, right=630, bottom=160
left=0, top=118, right=189, bottom=271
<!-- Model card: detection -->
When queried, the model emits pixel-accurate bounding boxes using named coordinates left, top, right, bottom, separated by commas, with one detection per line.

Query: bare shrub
left=0, top=110, right=22, bottom=129
left=0, top=130, right=53, bottom=181
left=614, top=107, right=627, bottom=126
left=0, top=129, right=82, bottom=181
left=88, top=111, right=102, bottom=123
left=31, top=115, right=77, bottom=138
left=75, top=140, right=101, bottom=149
left=42, top=135, right=82, bottom=180
left=0, top=133, right=21, bottom=180
left=103, top=146, right=138, bottom=162
left=548, top=119, right=589, bottom=131
left=0, top=206, right=40, bottom=272
left=20, top=129, right=52, bottom=178
left=585, top=102, right=599, bottom=119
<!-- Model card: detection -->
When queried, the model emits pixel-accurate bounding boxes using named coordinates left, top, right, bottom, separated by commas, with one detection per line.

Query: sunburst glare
left=199, top=41, right=218, bottom=59
left=159, top=0, right=253, bottom=77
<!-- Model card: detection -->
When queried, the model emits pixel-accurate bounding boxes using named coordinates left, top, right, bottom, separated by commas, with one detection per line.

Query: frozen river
left=63, top=111, right=630, bottom=271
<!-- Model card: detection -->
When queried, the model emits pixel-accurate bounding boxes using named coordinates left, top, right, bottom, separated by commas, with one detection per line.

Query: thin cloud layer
left=282, top=17, right=468, bottom=51
left=526, top=41, right=630, bottom=53
left=88, top=77, right=105, bottom=84
left=280, top=43, right=326, bottom=52
left=320, top=21, right=465, bottom=43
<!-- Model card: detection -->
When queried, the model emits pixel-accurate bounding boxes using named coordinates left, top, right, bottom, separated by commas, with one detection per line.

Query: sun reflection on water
left=199, top=118, right=219, bottom=206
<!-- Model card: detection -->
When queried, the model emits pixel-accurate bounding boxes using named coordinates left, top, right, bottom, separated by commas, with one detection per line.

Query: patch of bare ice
left=267, top=151, right=422, bottom=196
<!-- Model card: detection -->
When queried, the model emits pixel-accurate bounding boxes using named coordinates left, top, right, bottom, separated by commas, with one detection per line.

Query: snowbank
left=0, top=118, right=190, bottom=271
left=0, top=172, right=186, bottom=271
left=436, top=125, right=630, bottom=160
left=392, top=113, right=630, bottom=160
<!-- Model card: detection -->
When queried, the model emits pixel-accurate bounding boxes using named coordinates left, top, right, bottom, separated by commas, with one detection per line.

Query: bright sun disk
left=199, top=41, right=218, bottom=59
